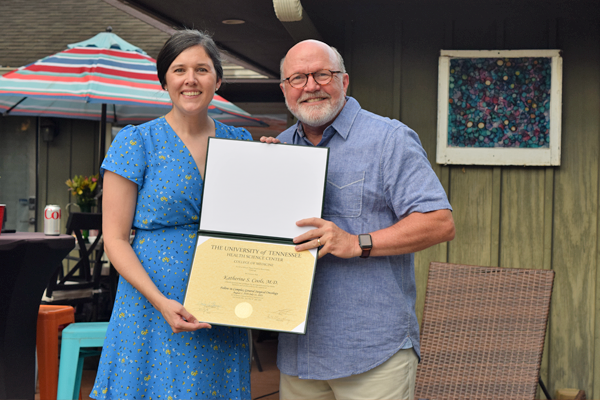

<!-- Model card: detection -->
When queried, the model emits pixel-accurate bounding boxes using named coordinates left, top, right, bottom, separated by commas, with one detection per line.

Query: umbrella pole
left=99, top=104, right=107, bottom=169
left=98, top=103, right=107, bottom=212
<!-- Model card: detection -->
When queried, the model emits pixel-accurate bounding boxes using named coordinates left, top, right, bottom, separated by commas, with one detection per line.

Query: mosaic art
left=447, top=57, right=552, bottom=148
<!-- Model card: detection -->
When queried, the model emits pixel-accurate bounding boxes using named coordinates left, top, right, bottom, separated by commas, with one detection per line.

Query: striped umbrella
left=0, top=31, right=265, bottom=127
left=0, top=94, right=265, bottom=126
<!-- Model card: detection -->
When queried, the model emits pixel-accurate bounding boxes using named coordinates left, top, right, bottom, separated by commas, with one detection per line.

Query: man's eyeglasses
left=283, top=69, right=342, bottom=89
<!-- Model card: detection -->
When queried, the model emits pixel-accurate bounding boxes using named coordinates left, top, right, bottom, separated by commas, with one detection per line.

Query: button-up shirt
left=276, top=97, right=452, bottom=380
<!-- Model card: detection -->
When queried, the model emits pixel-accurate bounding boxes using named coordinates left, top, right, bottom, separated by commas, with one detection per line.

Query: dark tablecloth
left=0, top=233, right=75, bottom=400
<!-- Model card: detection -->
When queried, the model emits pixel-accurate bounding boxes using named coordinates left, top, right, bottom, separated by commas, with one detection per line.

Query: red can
left=44, top=205, right=61, bottom=235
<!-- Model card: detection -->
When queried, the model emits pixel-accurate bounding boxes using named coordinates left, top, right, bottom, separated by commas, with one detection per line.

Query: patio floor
left=35, top=333, right=280, bottom=400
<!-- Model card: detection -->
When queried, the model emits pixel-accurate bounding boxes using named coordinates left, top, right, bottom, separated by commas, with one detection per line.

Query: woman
left=91, top=30, right=252, bottom=399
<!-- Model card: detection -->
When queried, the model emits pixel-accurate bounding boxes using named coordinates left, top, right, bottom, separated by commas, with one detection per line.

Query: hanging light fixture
left=273, top=0, right=303, bottom=22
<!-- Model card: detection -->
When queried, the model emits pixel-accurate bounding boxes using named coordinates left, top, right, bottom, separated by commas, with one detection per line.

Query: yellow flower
left=65, top=174, right=100, bottom=206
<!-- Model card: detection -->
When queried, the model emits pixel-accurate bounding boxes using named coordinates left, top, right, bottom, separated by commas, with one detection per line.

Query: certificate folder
left=183, top=138, right=329, bottom=334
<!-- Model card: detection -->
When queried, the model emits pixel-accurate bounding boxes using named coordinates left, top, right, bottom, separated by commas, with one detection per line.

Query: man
left=262, top=40, right=455, bottom=399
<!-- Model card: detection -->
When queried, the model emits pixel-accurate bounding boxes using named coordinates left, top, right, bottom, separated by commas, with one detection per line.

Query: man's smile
left=298, top=93, right=330, bottom=105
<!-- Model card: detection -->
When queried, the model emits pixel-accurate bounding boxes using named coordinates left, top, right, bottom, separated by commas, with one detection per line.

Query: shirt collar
left=293, top=96, right=360, bottom=144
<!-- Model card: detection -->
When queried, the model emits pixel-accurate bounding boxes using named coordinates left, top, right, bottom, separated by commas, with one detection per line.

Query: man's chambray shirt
left=276, top=97, right=452, bottom=380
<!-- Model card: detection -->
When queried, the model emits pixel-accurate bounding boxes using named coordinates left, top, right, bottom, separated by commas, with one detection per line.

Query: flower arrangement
left=66, top=174, right=99, bottom=211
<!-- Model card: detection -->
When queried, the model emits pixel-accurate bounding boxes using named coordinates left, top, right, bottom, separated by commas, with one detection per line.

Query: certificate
left=184, top=236, right=317, bottom=333
left=183, top=138, right=329, bottom=334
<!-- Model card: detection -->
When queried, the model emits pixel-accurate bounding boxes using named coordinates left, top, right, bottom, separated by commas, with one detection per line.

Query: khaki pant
left=280, top=348, right=418, bottom=400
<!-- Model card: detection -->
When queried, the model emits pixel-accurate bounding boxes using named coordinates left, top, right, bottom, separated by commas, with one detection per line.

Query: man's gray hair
left=280, top=45, right=346, bottom=80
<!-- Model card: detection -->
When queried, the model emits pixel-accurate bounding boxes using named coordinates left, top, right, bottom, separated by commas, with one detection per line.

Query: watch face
left=359, top=234, right=372, bottom=248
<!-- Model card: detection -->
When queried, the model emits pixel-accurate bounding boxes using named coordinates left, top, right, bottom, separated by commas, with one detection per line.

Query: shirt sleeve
left=382, top=126, right=452, bottom=219
left=100, top=125, right=147, bottom=186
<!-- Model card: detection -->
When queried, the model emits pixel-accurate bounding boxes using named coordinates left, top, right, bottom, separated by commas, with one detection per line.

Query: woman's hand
left=157, top=298, right=212, bottom=333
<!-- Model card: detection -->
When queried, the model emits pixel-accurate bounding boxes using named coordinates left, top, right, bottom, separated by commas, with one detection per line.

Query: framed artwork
left=436, top=50, right=562, bottom=166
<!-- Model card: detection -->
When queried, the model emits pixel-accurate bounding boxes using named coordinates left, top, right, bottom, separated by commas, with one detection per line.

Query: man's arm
left=293, top=209, right=455, bottom=259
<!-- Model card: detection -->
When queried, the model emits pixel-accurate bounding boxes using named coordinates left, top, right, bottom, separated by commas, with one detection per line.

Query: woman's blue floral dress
left=92, top=117, right=252, bottom=400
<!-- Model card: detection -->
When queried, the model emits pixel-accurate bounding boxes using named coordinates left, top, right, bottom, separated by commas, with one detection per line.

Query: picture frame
left=436, top=50, right=562, bottom=166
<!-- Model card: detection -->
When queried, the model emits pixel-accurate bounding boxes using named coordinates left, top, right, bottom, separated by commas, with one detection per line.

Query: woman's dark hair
left=156, top=29, right=223, bottom=89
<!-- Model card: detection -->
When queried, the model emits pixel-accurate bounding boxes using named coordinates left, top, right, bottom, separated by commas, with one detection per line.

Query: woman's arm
left=102, top=170, right=211, bottom=332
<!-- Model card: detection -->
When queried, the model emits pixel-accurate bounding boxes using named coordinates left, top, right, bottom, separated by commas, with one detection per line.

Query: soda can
left=44, top=205, right=61, bottom=236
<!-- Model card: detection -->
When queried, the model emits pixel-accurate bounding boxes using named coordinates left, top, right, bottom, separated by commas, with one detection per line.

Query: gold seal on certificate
left=183, top=138, right=329, bottom=334
left=184, top=237, right=316, bottom=333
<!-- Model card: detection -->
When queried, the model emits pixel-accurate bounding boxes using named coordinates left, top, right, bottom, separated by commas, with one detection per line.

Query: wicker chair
left=415, top=262, right=555, bottom=400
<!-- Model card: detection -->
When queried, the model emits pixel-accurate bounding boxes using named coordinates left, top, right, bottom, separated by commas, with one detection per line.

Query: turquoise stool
left=56, top=322, right=108, bottom=400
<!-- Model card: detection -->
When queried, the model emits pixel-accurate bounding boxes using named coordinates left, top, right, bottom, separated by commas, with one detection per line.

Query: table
left=0, top=233, right=75, bottom=400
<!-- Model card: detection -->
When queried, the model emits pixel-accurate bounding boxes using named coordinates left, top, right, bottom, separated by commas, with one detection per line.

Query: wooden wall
left=0, top=117, right=36, bottom=232
left=37, top=118, right=100, bottom=234
left=326, top=1, right=600, bottom=397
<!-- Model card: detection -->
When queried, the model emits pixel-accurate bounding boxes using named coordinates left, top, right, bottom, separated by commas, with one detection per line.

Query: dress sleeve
left=216, top=121, right=253, bottom=141
left=382, top=126, right=452, bottom=219
left=100, top=125, right=147, bottom=186
left=238, top=127, right=253, bottom=141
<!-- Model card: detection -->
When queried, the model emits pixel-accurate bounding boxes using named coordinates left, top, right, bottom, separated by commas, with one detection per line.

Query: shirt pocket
left=323, top=171, right=364, bottom=218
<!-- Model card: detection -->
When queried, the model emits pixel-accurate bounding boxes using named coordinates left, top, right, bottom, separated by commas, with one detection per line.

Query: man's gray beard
left=286, top=93, right=345, bottom=127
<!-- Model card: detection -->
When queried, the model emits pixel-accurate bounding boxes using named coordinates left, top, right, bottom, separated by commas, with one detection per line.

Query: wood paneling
left=500, top=167, right=546, bottom=270
left=550, top=18, right=600, bottom=395
left=36, top=118, right=99, bottom=233
left=448, top=166, right=495, bottom=265
left=342, top=3, right=600, bottom=396
left=399, top=18, right=449, bottom=323
left=0, top=117, right=36, bottom=231
left=349, top=18, right=395, bottom=118
left=45, top=119, right=72, bottom=234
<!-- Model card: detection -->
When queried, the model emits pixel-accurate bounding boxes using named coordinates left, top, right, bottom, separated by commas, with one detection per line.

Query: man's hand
left=291, top=210, right=455, bottom=259
left=259, top=136, right=281, bottom=144
left=293, top=217, right=361, bottom=259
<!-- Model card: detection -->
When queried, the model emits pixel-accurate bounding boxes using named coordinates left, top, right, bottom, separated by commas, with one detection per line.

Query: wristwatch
left=358, top=234, right=372, bottom=258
